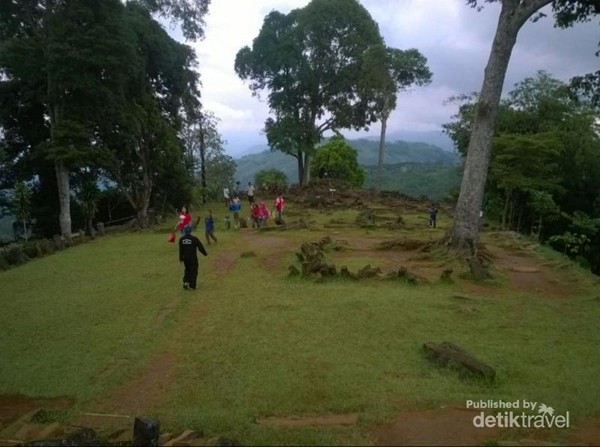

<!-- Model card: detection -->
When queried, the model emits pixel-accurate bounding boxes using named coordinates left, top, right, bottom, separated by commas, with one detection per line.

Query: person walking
left=204, top=210, right=218, bottom=244
left=223, top=187, right=231, bottom=207
left=274, top=194, right=285, bottom=221
left=179, top=225, right=208, bottom=290
left=229, top=197, right=242, bottom=229
left=429, top=204, right=439, bottom=228
left=246, top=182, right=255, bottom=204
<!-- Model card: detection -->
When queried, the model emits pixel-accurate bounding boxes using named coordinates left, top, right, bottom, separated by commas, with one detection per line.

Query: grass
left=1, top=201, right=600, bottom=445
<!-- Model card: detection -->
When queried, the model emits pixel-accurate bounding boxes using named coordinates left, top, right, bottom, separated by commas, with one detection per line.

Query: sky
left=185, top=0, right=599, bottom=156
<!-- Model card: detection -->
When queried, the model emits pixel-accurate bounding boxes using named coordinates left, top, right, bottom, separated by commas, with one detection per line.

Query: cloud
left=186, top=0, right=599, bottom=155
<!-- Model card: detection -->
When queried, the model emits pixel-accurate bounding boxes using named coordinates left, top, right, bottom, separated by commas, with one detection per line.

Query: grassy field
left=1, top=200, right=599, bottom=445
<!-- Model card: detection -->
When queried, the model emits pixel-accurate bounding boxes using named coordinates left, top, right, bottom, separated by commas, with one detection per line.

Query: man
left=204, top=210, right=218, bottom=244
left=246, top=182, right=255, bottom=204
left=178, top=225, right=208, bottom=290
left=429, top=204, right=439, bottom=228
left=223, top=187, right=230, bottom=207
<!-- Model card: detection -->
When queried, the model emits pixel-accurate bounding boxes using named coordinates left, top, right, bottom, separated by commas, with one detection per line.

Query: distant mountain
left=363, top=163, right=461, bottom=200
left=223, top=129, right=456, bottom=157
left=234, top=138, right=460, bottom=198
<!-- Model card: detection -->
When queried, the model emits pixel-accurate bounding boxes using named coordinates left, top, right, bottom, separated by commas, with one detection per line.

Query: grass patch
left=1, top=202, right=599, bottom=445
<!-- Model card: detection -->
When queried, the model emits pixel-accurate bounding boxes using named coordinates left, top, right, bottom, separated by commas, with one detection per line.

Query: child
left=178, top=225, right=207, bottom=290
left=229, top=197, right=242, bottom=229
left=274, top=194, right=285, bottom=220
left=204, top=210, right=218, bottom=244
left=259, top=202, right=270, bottom=227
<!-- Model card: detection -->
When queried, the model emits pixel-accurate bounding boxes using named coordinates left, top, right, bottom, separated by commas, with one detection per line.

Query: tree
left=254, top=169, right=288, bottom=191
left=363, top=46, right=432, bottom=192
left=448, top=0, right=600, bottom=255
left=181, top=110, right=224, bottom=204
left=12, top=182, right=32, bottom=241
left=310, top=135, right=365, bottom=187
left=0, top=0, right=210, bottom=235
left=235, top=0, right=389, bottom=185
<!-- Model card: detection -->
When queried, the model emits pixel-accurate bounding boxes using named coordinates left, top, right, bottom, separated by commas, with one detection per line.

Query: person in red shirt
left=274, top=194, right=285, bottom=220
left=250, top=203, right=261, bottom=228
left=259, top=202, right=270, bottom=226
left=175, top=206, right=192, bottom=233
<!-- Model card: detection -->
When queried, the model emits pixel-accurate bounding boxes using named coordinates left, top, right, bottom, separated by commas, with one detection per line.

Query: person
left=259, top=202, right=270, bottom=227
left=250, top=202, right=261, bottom=228
left=204, top=210, right=218, bottom=244
left=178, top=224, right=207, bottom=290
left=246, top=182, right=255, bottom=204
left=274, top=194, right=285, bottom=220
left=229, top=197, right=242, bottom=229
left=223, top=187, right=230, bottom=207
left=175, top=206, right=192, bottom=233
left=429, top=204, right=438, bottom=228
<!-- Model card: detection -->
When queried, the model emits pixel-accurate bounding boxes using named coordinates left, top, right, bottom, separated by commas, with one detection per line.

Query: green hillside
left=363, top=163, right=461, bottom=200
left=234, top=138, right=460, bottom=199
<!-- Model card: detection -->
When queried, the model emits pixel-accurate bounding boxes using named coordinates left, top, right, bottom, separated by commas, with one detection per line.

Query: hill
left=234, top=138, right=459, bottom=198
left=363, top=163, right=461, bottom=200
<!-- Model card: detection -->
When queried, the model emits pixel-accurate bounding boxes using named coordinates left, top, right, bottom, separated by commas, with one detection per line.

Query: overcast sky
left=187, top=0, right=599, bottom=156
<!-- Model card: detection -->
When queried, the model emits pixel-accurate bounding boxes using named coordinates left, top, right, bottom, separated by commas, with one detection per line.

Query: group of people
left=173, top=189, right=286, bottom=291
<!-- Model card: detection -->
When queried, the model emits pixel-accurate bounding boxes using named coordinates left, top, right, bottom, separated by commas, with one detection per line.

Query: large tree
left=363, top=46, right=432, bottom=192
left=234, top=0, right=389, bottom=185
left=0, top=0, right=210, bottom=235
left=448, top=0, right=600, bottom=255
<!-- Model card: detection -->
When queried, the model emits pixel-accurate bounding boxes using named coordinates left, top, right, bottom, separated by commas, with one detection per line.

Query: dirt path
left=486, top=245, right=578, bottom=298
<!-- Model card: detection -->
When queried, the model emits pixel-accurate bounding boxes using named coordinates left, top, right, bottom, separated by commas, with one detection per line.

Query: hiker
left=246, top=182, right=255, bottom=204
left=175, top=206, right=192, bottom=233
left=429, top=204, right=438, bottom=228
left=204, top=210, right=218, bottom=244
left=229, top=197, right=242, bottom=229
left=274, top=194, right=285, bottom=220
left=178, top=224, right=207, bottom=290
left=250, top=202, right=261, bottom=228
left=259, top=202, right=270, bottom=227
left=223, top=187, right=230, bottom=207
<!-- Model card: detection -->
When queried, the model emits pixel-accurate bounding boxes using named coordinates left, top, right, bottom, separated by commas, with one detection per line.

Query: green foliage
left=363, top=163, right=461, bottom=200
left=445, top=71, right=600, bottom=271
left=235, top=0, right=390, bottom=184
left=310, top=136, right=365, bottom=187
left=254, top=169, right=288, bottom=190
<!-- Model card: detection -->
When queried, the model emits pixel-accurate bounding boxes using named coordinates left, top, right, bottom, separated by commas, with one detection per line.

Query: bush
left=2, top=244, right=29, bottom=265
left=21, top=241, right=42, bottom=259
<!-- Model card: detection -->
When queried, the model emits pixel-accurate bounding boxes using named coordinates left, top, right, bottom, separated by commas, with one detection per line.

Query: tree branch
left=515, top=0, right=553, bottom=27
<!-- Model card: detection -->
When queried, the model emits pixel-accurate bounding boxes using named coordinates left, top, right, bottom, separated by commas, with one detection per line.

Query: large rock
left=423, top=341, right=495, bottom=380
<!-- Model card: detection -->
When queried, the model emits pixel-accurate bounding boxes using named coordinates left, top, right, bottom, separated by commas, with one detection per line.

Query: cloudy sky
left=187, top=0, right=599, bottom=156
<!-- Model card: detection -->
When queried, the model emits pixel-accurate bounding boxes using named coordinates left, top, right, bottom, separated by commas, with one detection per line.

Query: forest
left=1, top=0, right=599, bottom=272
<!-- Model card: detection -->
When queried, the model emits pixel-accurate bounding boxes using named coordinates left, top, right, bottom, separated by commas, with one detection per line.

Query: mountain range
left=234, top=137, right=461, bottom=199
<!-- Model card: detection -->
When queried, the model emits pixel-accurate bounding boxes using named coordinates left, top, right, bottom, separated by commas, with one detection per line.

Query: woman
left=175, top=206, right=192, bottom=233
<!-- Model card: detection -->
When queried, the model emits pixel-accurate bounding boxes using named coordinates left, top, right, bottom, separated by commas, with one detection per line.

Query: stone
left=133, top=417, right=159, bottom=446
left=423, top=341, right=495, bottom=380
left=440, top=268, right=454, bottom=282
left=240, top=251, right=257, bottom=258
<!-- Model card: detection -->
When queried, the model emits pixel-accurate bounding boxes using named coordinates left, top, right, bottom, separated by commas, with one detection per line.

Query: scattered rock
left=357, top=264, right=381, bottom=279
left=423, top=341, right=495, bottom=380
left=240, top=251, right=257, bottom=258
left=440, top=268, right=454, bottom=282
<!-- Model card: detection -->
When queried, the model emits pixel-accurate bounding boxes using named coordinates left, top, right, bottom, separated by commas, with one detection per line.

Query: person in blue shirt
left=204, top=210, right=218, bottom=244
left=229, top=197, right=242, bottom=229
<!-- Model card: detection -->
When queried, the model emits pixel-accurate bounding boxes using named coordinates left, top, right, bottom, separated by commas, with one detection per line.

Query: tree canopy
left=235, top=0, right=390, bottom=185
left=310, top=136, right=365, bottom=187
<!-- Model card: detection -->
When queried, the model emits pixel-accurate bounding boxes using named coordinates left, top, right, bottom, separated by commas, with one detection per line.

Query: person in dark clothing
left=179, top=225, right=207, bottom=290
left=429, top=204, right=439, bottom=228
left=204, top=210, right=218, bottom=244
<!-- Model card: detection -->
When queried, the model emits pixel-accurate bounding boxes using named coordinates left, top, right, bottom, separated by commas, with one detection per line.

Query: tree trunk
left=303, top=152, right=311, bottom=185
left=508, top=199, right=514, bottom=231
left=296, top=153, right=304, bottom=186
left=199, top=128, right=206, bottom=204
left=55, top=160, right=72, bottom=239
left=446, top=3, right=527, bottom=254
left=537, top=215, right=542, bottom=241
left=501, top=192, right=510, bottom=230
left=516, top=203, right=523, bottom=233
left=376, top=114, right=388, bottom=193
